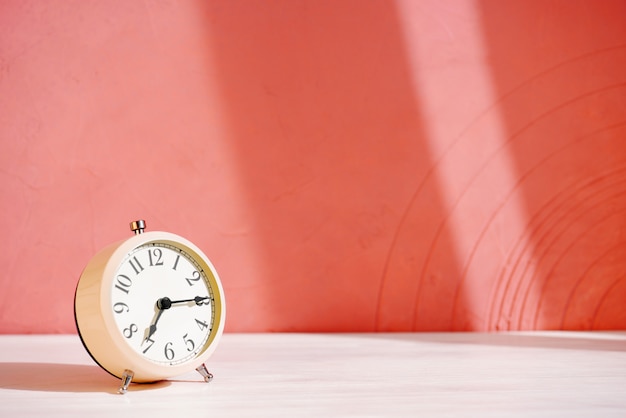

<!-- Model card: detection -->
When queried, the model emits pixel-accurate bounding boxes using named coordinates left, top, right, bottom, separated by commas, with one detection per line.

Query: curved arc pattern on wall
left=375, top=38, right=626, bottom=331
left=499, top=165, right=626, bottom=330
left=529, top=192, right=626, bottom=328
left=490, top=160, right=626, bottom=331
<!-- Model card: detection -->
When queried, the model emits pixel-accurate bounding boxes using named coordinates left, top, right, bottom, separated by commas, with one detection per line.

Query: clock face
left=110, top=241, right=215, bottom=366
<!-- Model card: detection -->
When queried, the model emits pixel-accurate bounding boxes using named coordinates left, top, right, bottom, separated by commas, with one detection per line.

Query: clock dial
left=110, top=242, right=215, bottom=366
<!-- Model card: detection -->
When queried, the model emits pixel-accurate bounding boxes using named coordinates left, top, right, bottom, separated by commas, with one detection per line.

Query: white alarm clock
left=74, top=220, right=226, bottom=393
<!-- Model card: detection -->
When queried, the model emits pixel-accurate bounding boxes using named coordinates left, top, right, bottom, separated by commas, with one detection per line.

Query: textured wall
left=1, top=0, right=625, bottom=333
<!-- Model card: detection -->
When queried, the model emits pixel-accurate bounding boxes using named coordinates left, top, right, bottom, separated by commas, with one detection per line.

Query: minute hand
left=168, top=296, right=211, bottom=306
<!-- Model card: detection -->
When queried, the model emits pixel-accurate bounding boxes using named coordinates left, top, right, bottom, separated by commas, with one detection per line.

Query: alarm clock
left=74, top=220, right=226, bottom=394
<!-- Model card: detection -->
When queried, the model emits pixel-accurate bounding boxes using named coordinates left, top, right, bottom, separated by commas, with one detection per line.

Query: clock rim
left=74, top=231, right=226, bottom=383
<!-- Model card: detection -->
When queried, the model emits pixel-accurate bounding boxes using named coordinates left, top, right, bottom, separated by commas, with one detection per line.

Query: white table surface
left=1, top=332, right=625, bottom=417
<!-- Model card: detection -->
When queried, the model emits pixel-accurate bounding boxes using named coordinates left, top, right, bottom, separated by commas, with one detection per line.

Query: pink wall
left=1, top=0, right=625, bottom=333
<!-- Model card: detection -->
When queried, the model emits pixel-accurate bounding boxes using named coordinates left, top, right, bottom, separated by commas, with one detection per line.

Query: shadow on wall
left=476, top=0, right=626, bottom=330
left=378, top=0, right=626, bottom=331
left=201, top=0, right=626, bottom=332
left=198, top=0, right=465, bottom=331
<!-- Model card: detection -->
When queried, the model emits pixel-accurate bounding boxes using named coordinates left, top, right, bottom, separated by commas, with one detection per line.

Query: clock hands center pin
left=144, top=296, right=211, bottom=342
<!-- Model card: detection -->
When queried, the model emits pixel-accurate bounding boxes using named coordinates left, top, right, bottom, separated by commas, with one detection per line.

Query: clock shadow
left=0, top=362, right=170, bottom=394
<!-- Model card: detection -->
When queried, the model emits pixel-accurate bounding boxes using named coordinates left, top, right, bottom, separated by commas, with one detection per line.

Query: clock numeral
left=185, top=270, right=202, bottom=286
left=164, top=342, right=175, bottom=361
left=128, top=256, right=144, bottom=275
left=123, top=323, right=138, bottom=339
left=183, top=333, right=195, bottom=352
left=172, top=254, right=181, bottom=271
left=113, top=302, right=130, bottom=314
left=195, top=318, right=209, bottom=331
left=142, top=337, right=156, bottom=354
left=148, top=248, right=164, bottom=267
left=114, top=274, right=133, bottom=294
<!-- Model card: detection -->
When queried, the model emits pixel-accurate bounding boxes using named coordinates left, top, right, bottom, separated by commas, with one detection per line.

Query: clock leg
left=195, top=363, right=213, bottom=382
left=118, top=369, right=135, bottom=394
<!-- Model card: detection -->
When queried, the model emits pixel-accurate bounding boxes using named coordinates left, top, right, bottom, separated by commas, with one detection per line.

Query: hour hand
left=144, top=303, right=165, bottom=341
